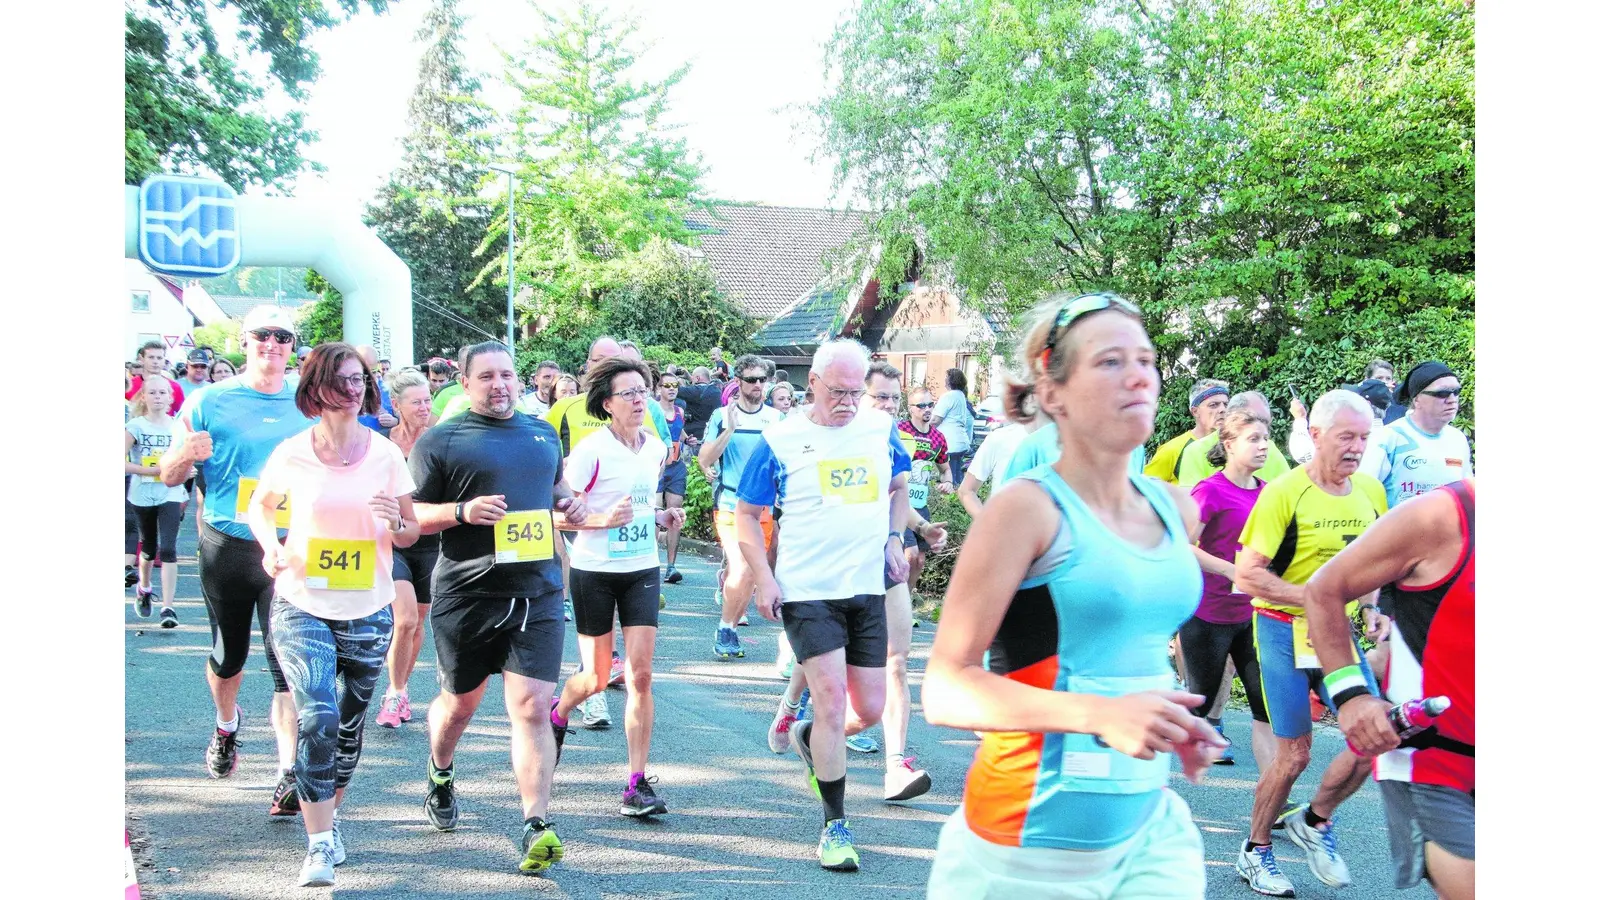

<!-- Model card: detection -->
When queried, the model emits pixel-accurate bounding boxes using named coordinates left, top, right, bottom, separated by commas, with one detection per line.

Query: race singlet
left=494, top=510, right=555, bottom=563
left=304, top=538, right=377, bottom=591
left=818, top=456, right=877, bottom=505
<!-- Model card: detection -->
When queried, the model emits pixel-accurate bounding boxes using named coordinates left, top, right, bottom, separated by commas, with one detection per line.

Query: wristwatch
left=455, top=501, right=466, bottom=524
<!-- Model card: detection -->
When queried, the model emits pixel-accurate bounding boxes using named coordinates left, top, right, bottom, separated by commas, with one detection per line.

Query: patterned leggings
left=270, top=598, right=394, bottom=804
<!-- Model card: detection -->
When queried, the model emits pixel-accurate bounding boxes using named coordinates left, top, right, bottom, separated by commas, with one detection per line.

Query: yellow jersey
left=1144, top=431, right=1199, bottom=484
left=1238, top=467, right=1388, bottom=616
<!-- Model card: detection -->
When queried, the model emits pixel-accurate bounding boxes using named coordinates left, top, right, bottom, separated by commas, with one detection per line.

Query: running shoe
left=791, top=719, right=821, bottom=799
left=621, top=774, right=668, bottom=818
left=659, top=593, right=667, bottom=610
left=777, top=632, right=795, bottom=680
left=550, top=697, right=570, bottom=765
left=1281, top=808, right=1352, bottom=888
left=134, top=587, right=154, bottom=619
left=769, top=705, right=799, bottom=754
left=125, top=565, right=138, bottom=588
left=608, top=653, right=626, bottom=687
left=712, top=587, right=723, bottom=609
left=424, top=760, right=458, bottom=831
left=884, top=752, right=932, bottom=802
left=580, top=691, right=612, bottom=729
left=1236, top=841, right=1295, bottom=897
left=818, top=819, right=860, bottom=872
left=518, top=818, right=564, bottom=874
left=396, top=692, right=413, bottom=722
left=1273, top=801, right=1306, bottom=831
left=563, top=598, right=573, bottom=622
left=269, top=770, right=301, bottom=817
left=737, top=612, right=749, bottom=626
left=329, top=812, right=346, bottom=866
left=664, top=565, right=683, bottom=584
left=376, top=694, right=404, bottom=729
left=159, top=607, right=178, bottom=628
left=714, top=626, right=743, bottom=660
left=846, top=733, right=879, bottom=754
left=205, top=713, right=242, bottom=779
left=298, top=842, right=337, bottom=888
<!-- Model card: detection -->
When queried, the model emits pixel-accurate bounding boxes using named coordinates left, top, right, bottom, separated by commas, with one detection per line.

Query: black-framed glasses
left=335, top=373, right=371, bottom=388
left=250, top=328, right=296, bottom=345
left=1041, top=292, right=1141, bottom=366
left=1418, top=387, right=1461, bottom=399
left=741, top=375, right=769, bottom=384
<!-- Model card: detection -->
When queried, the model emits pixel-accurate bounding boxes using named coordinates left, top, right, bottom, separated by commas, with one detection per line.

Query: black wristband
left=455, top=501, right=466, bottom=524
left=1331, top=687, right=1375, bottom=711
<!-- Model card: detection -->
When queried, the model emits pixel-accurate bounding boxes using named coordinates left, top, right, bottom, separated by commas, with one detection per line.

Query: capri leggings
left=133, top=502, right=181, bottom=563
left=198, top=522, right=288, bottom=691
left=1177, top=615, right=1268, bottom=723
left=271, top=599, right=393, bottom=804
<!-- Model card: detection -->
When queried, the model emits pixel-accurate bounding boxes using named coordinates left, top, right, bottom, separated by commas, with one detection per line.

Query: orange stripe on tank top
left=962, top=654, right=1059, bottom=847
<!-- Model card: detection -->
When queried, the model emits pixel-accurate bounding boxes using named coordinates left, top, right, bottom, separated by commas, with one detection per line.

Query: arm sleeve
left=1189, top=479, right=1215, bottom=527
left=703, top=408, right=724, bottom=443
left=736, top=438, right=781, bottom=507
left=1238, top=481, right=1290, bottom=560
left=889, top=426, right=912, bottom=477
left=932, top=430, right=949, bottom=466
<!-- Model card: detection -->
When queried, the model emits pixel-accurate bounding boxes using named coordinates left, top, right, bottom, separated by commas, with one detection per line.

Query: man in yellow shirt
left=1233, top=389, right=1391, bottom=897
left=1178, top=391, right=1293, bottom=487
left=1145, top=378, right=1228, bottom=483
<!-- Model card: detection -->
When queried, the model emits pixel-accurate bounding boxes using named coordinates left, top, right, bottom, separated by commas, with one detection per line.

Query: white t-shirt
left=1360, top=414, right=1473, bottom=508
left=256, top=430, right=416, bottom=620
left=564, top=427, right=667, bottom=573
left=967, top=422, right=1030, bottom=487
left=933, top=389, right=973, bottom=453
left=126, top=415, right=188, bottom=506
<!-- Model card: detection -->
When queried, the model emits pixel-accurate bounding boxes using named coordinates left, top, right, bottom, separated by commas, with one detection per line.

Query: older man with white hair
left=735, top=338, right=912, bottom=873
left=1232, top=389, right=1392, bottom=897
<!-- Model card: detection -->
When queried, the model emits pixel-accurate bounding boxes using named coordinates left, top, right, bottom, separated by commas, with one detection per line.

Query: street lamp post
left=488, top=163, right=518, bottom=353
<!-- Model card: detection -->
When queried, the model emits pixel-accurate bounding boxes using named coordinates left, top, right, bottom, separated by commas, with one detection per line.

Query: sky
left=286, top=0, right=860, bottom=212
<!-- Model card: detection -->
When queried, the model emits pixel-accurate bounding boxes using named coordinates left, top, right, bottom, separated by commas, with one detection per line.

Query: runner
left=128, top=339, right=188, bottom=414
left=955, top=410, right=1041, bottom=517
left=922, top=292, right=1223, bottom=899
left=555, top=374, right=579, bottom=399
left=655, top=370, right=689, bottom=584
left=1183, top=409, right=1275, bottom=772
left=929, top=368, right=975, bottom=483
left=375, top=369, right=439, bottom=730
left=246, top=342, right=418, bottom=888
left=407, top=341, right=588, bottom=875
left=1233, top=388, right=1390, bottom=896
left=1304, top=479, right=1475, bottom=900
left=1176, top=391, right=1292, bottom=487
left=159, top=306, right=311, bottom=815
left=769, top=381, right=796, bottom=416
left=898, top=386, right=954, bottom=595
left=178, top=348, right=212, bottom=396
left=1363, top=361, right=1473, bottom=509
left=354, top=345, right=399, bottom=433
left=425, top=359, right=453, bottom=396
left=699, top=354, right=783, bottom=660
left=125, top=373, right=185, bottom=627
left=550, top=356, right=683, bottom=817
left=1145, top=379, right=1228, bottom=484
left=521, top=360, right=562, bottom=417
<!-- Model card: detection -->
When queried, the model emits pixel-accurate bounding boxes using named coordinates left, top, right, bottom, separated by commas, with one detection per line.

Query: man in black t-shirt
left=408, top=341, right=587, bottom=875
left=676, top=366, right=726, bottom=443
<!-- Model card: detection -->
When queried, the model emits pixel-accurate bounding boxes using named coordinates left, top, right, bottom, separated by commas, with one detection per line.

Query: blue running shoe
left=714, top=626, right=743, bottom=660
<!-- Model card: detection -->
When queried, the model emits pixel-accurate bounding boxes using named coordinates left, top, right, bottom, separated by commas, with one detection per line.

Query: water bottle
left=1347, top=696, right=1450, bottom=755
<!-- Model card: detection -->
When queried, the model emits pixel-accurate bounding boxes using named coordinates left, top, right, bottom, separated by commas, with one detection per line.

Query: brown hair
left=296, top=342, right=380, bottom=418
left=1003, top=292, right=1144, bottom=421
left=1205, top=410, right=1269, bottom=467
left=585, top=356, right=653, bottom=422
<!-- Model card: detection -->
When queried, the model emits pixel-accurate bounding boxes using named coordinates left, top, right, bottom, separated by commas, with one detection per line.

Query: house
left=125, top=260, right=231, bottom=361
left=686, top=205, right=1009, bottom=400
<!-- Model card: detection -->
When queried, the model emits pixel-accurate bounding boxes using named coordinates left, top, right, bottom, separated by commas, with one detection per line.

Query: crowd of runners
left=123, top=295, right=1474, bottom=898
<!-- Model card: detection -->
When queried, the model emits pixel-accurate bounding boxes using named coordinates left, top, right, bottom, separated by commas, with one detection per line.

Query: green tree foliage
left=126, top=1, right=392, bottom=188
left=298, top=270, right=344, bottom=346
left=196, top=267, right=318, bottom=300
left=368, top=0, right=509, bottom=360
left=192, top=322, right=240, bottom=356
left=815, top=0, right=1475, bottom=443
left=600, top=238, right=755, bottom=356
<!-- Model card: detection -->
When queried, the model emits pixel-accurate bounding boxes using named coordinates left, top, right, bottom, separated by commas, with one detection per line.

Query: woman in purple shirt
left=1183, top=409, right=1274, bottom=771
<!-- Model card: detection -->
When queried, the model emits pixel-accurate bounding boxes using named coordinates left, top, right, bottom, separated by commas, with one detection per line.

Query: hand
left=1094, top=690, right=1211, bottom=760
left=1363, top=608, right=1392, bottom=642
left=937, top=481, right=955, bottom=495
left=261, top=544, right=290, bottom=578
left=378, top=412, right=399, bottom=428
left=186, top=430, right=214, bottom=463
left=1172, top=718, right=1229, bottom=784
left=885, top=535, right=910, bottom=583
left=725, top=403, right=739, bottom=430
left=1337, top=693, right=1401, bottom=757
left=921, top=521, right=949, bottom=553
left=756, top=574, right=784, bottom=622
left=1290, top=397, right=1307, bottom=421
left=463, top=494, right=508, bottom=526
left=657, top=507, right=686, bottom=527
left=555, top=495, right=588, bottom=526
left=602, top=498, right=635, bottom=528
left=368, top=492, right=402, bottom=529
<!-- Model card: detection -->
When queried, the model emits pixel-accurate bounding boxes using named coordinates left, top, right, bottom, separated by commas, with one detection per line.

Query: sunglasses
left=1418, top=387, right=1462, bottom=399
left=912, top=401, right=935, bottom=409
left=741, top=375, right=769, bottom=384
left=250, top=328, right=296, bottom=345
left=659, top=381, right=679, bottom=388
left=1041, top=293, right=1141, bottom=368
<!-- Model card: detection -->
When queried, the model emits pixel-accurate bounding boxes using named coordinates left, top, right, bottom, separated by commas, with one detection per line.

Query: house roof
left=750, top=281, right=855, bottom=352
left=685, top=205, right=868, bottom=319
left=210, top=295, right=315, bottom=322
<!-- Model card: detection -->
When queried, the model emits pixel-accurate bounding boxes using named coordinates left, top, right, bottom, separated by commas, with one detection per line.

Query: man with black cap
left=179, top=348, right=213, bottom=396
left=1145, top=378, right=1230, bottom=484
left=1290, top=378, right=1392, bottom=468
left=1362, top=361, right=1472, bottom=510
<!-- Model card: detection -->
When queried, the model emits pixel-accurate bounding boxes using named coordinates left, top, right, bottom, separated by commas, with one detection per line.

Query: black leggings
left=198, top=522, right=288, bottom=692
left=1177, top=615, right=1268, bottom=723
left=133, top=502, right=181, bottom=563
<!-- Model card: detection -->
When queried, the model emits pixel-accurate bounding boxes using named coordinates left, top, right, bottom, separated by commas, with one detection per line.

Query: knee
left=159, top=549, right=178, bottom=564
left=626, top=665, right=653, bottom=696
left=810, top=678, right=848, bottom=715
left=298, top=702, right=338, bottom=744
left=1279, top=739, right=1312, bottom=774
left=854, top=694, right=886, bottom=726
left=392, top=607, right=419, bottom=634
left=887, top=652, right=910, bottom=683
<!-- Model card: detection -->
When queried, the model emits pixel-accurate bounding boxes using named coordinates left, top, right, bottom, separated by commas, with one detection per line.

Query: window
left=957, top=353, right=982, bottom=395
left=131, top=290, right=151, bottom=313
left=904, top=354, right=927, bottom=390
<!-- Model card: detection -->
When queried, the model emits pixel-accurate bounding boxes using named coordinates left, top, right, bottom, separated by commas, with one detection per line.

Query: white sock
left=720, top=620, right=736, bottom=630
left=216, top=713, right=239, bottom=733
left=308, top=830, right=333, bottom=849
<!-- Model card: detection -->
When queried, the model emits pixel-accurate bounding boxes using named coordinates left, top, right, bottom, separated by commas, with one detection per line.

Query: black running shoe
left=135, top=587, right=154, bottom=619
left=269, top=770, right=301, bottom=817
left=159, top=607, right=178, bottom=628
left=425, top=760, right=459, bottom=831
left=205, top=725, right=240, bottom=779
left=126, top=565, right=138, bottom=588
left=621, top=775, right=668, bottom=818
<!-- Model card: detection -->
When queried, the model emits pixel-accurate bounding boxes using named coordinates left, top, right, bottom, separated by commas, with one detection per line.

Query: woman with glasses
left=247, top=342, right=419, bottom=888
left=655, top=371, right=689, bottom=584
left=208, top=358, right=237, bottom=382
left=375, top=369, right=439, bottom=729
left=550, top=356, right=684, bottom=818
left=922, top=292, right=1224, bottom=899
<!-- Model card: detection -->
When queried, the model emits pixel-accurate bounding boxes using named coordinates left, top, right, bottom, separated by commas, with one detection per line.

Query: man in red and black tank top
left=1303, top=478, right=1474, bottom=900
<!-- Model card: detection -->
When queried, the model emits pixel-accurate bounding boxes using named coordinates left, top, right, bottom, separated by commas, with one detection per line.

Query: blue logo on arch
left=138, top=175, right=242, bottom=277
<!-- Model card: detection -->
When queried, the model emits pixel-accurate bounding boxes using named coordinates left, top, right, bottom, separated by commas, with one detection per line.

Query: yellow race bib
left=305, top=538, right=377, bottom=591
left=818, top=456, right=878, bottom=505
left=494, top=510, right=555, bottom=563
left=235, top=477, right=291, bottom=529
left=140, top=454, right=162, bottom=483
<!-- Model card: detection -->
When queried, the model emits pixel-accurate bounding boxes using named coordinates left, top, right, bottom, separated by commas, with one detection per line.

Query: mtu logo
left=138, top=175, right=241, bottom=277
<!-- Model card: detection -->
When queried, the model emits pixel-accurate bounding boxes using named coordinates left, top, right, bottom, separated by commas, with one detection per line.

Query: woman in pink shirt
left=248, top=343, right=419, bottom=889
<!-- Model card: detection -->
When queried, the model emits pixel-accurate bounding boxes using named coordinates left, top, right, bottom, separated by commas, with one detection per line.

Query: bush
left=682, top=459, right=715, bottom=543
left=911, top=483, right=981, bottom=610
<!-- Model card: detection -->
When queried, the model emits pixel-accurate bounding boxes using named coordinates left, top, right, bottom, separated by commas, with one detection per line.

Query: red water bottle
left=1346, top=696, right=1451, bottom=755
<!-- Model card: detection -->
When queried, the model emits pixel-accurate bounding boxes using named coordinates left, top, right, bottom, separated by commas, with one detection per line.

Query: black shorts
left=430, top=591, right=565, bottom=694
left=392, top=544, right=438, bottom=605
left=904, top=525, right=929, bottom=554
left=657, top=459, right=687, bottom=496
left=569, top=567, right=661, bottom=636
left=1379, top=780, right=1475, bottom=890
left=780, top=594, right=888, bottom=668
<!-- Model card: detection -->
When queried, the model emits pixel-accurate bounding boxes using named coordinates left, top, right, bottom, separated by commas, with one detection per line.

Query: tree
left=367, top=0, right=509, bottom=360
left=599, top=238, right=755, bottom=356
left=125, top=0, right=392, bottom=189
left=298, top=270, right=344, bottom=346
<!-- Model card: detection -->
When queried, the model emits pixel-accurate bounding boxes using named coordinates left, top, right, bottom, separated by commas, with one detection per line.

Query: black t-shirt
left=677, top=383, right=724, bottom=441
left=409, top=411, right=565, bottom=599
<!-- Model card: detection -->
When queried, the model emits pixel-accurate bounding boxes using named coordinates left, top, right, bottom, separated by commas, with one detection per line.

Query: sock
left=818, top=776, right=846, bottom=824
left=216, top=712, right=239, bottom=733
left=720, top=620, right=736, bottom=630
left=551, top=704, right=569, bottom=727
left=308, top=830, right=333, bottom=849
left=1246, top=840, right=1270, bottom=851
left=1303, top=807, right=1329, bottom=829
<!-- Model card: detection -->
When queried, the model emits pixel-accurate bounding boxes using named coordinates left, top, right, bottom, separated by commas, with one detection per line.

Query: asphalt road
left=126, top=526, right=1406, bottom=899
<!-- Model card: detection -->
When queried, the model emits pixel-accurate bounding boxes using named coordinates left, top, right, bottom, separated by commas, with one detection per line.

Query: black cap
left=187, top=348, right=213, bottom=364
left=1344, top=378, right=1392, bottom=412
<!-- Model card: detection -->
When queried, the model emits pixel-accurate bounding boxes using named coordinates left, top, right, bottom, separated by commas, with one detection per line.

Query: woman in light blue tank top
left=923, top=292, right=1226, bottom=900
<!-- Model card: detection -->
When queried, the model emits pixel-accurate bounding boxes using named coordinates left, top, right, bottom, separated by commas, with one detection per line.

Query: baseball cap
left=241, top=305, right=298, bottom=334
left=186, top=348, right=213, bottom=365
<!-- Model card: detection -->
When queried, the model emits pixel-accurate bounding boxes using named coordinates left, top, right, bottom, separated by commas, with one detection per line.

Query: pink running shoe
left=376, top=694, right=404, bottom=729
left=396, top=693, right=413, bottom=722
left=608, top=653, right=626, bottom=688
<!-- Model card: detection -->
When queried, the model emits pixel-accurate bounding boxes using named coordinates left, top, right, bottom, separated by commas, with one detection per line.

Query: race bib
left=907, top=482, right=930, bottom=508
left=305, top=538, right=377, bottom=591
left=235, top=477, right=290, bottom=529
left=1291, top=616, right=1319, bottom=669
left=608, top=520, right=655, bottom=559
left=495, top=510, right=555, bottom=563
left=818, top=456, right=877, bottom=505
left=140, top=454, right=162, bottom=484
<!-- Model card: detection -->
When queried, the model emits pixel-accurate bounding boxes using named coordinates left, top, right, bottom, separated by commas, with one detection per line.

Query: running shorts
left=1254, top=611, right=1379, bottom=739
left=430, top=591, right=564, bottom=693
left=715, top=506, right=773, bottom=550
left=658, top=459, right=688, bottom=496
left=570, top=567, right=661, bottom=636
left=780, top=594, right=888, bottom=668
left=392, top=544, right=438, bottom=605
left=1379, top=780, right=1475, bottom=890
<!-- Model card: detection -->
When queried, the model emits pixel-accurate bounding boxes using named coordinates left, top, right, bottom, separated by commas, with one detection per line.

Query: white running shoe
left=768, top=706, right=799, bottom=754
left=1281, top=808, right=1352, bottom=887
left=1236, top=841, right=1295, bottom=897
left=580, top=692, right=612, bottom=729
left=883, top=753, right=932, bottom=801
left=298, top=842, right=337, bottom=888
left=330, top=812, right=346, bottom=866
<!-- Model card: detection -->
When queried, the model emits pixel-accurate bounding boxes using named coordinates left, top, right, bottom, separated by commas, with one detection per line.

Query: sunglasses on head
left=250, top=328, right=296, bottom=345
left=1419, top=387, right=1461, bottom=399
left=1041, top=292, right=1141, bottom=368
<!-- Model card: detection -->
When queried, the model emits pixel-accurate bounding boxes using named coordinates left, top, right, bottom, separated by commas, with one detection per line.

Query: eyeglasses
left=1418, top=387, right=1461, bottom=399
left=741, top=375, right=769, bottom=384
left=870, top=392, right=903, bottom=404
left=611, top=387, right=651, bottom=401
left=335, top=374, right=370, bottom=388
left=1041, top=292, right=1141, bottom=367
left=912, top=401, right=935, bottom=409
left=249, top=328, right=296, bottom=345
left=820, top=382, right=866, bottom=402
